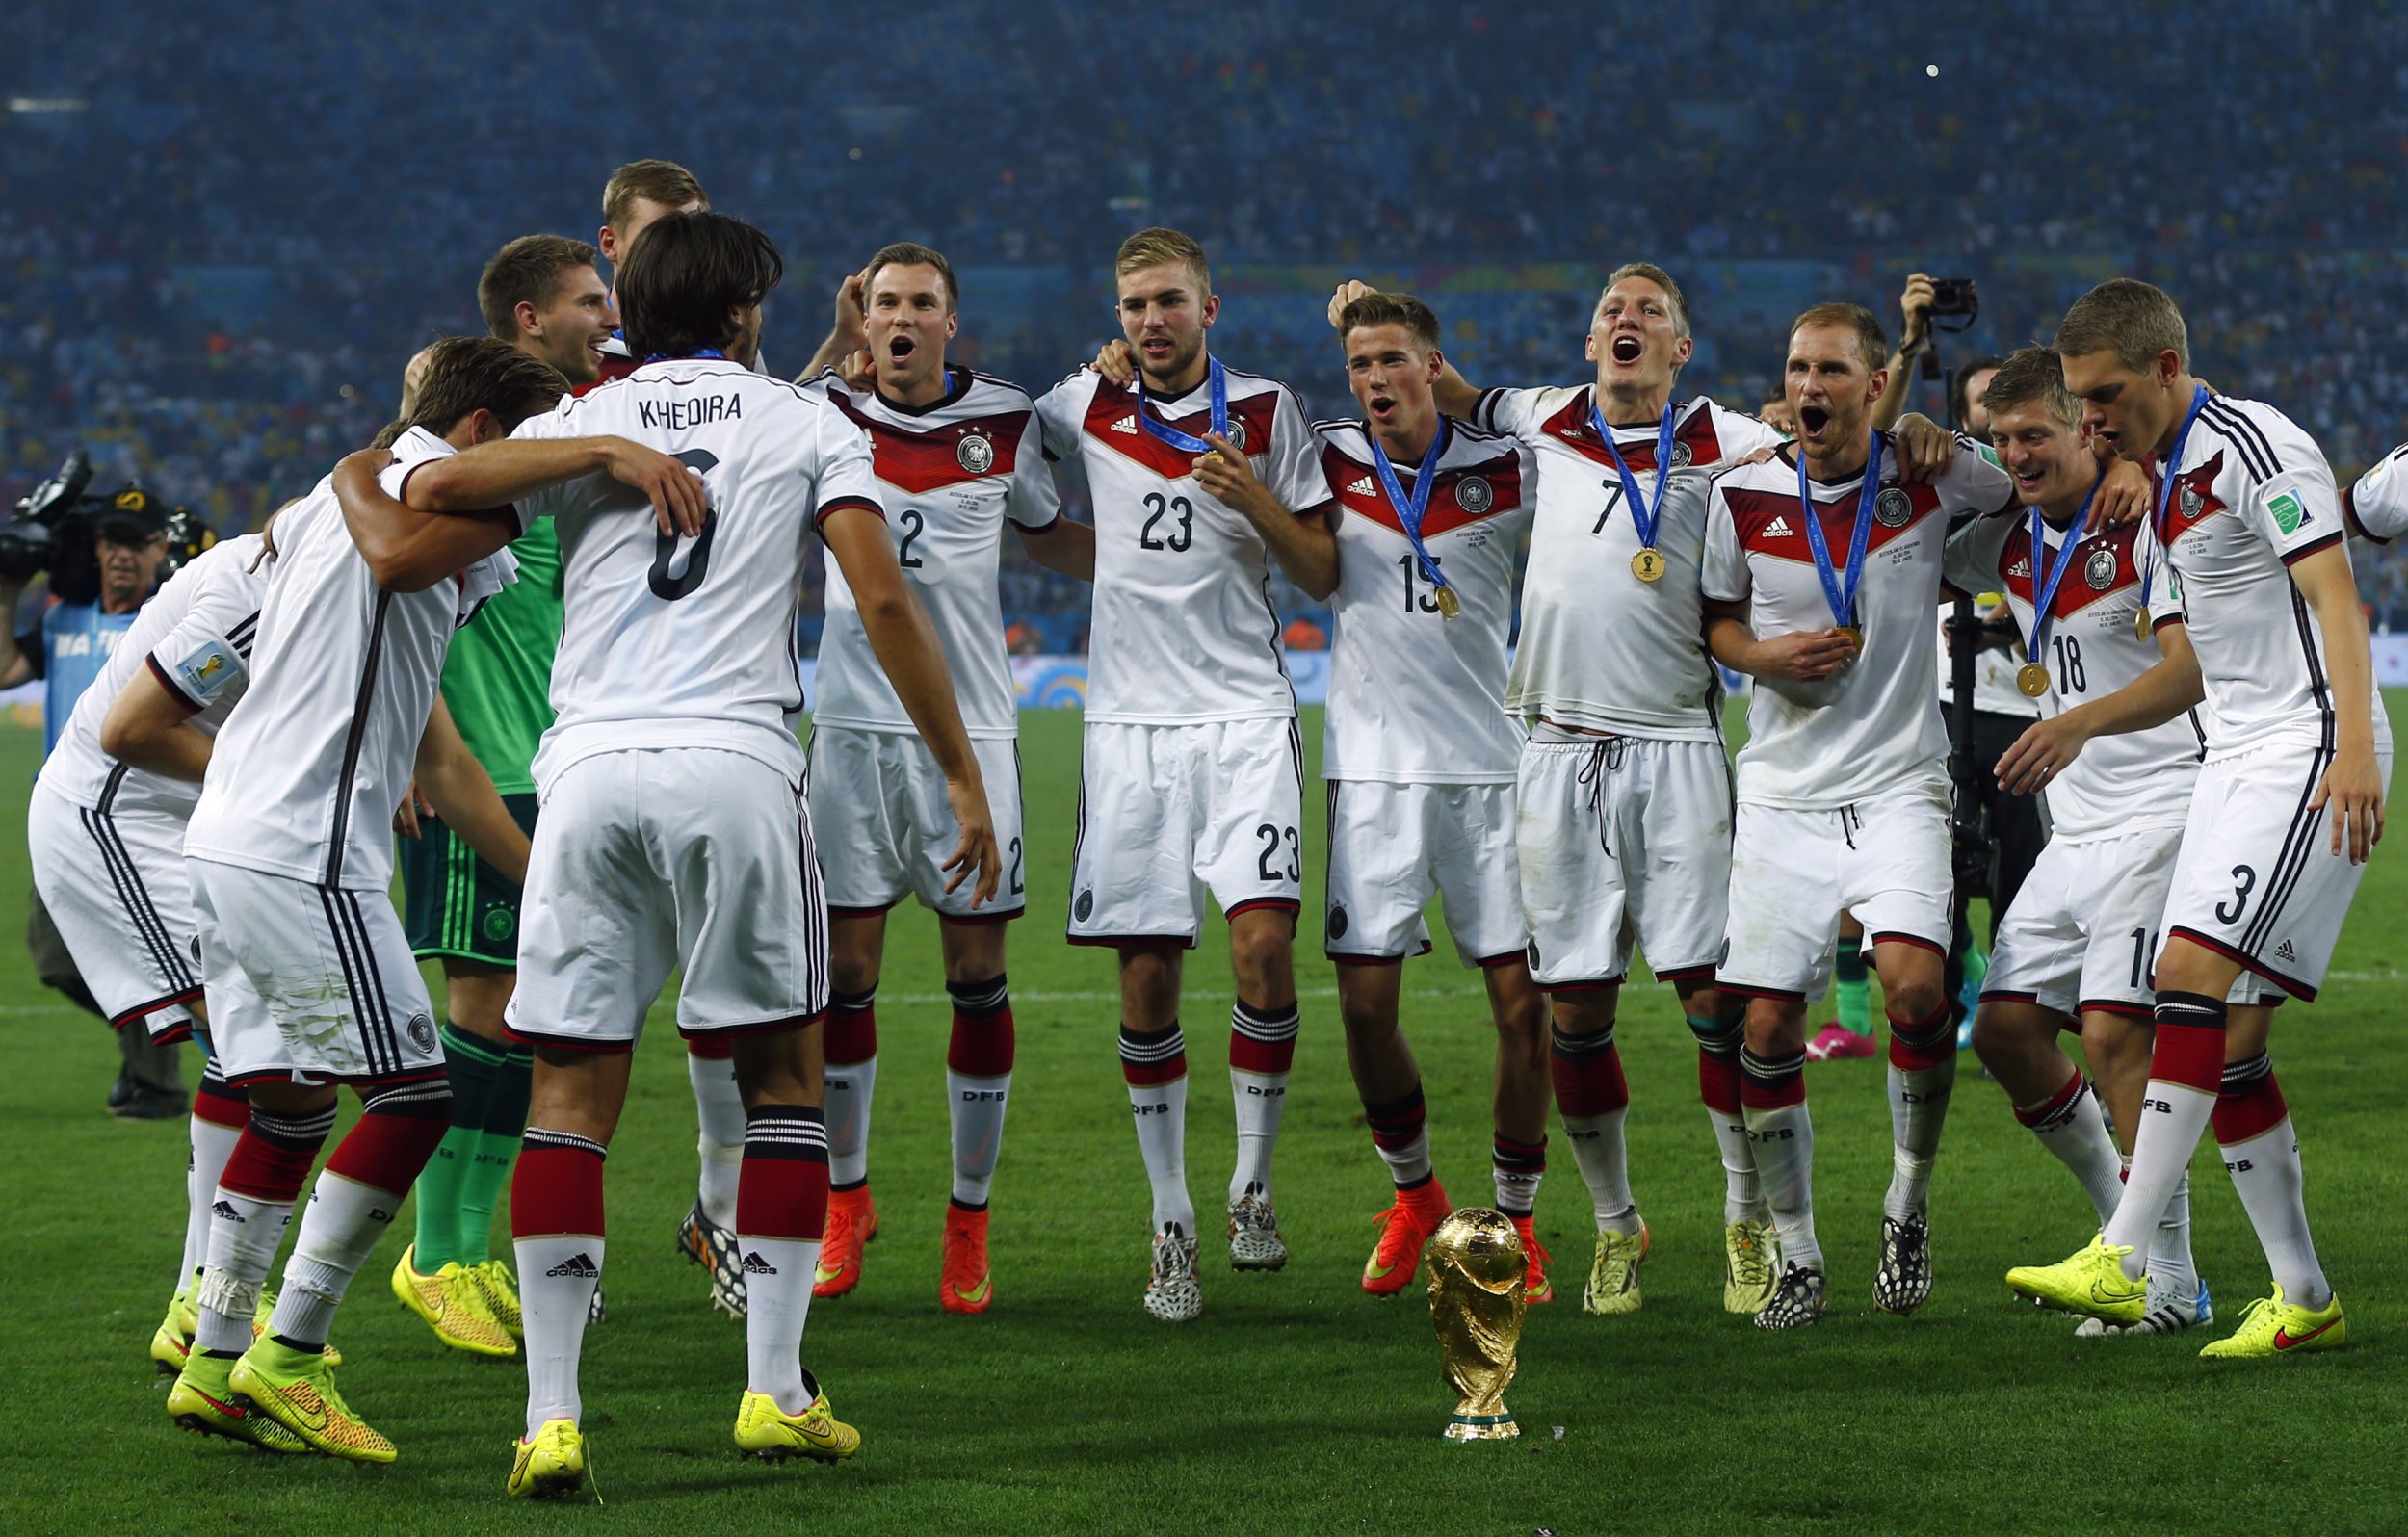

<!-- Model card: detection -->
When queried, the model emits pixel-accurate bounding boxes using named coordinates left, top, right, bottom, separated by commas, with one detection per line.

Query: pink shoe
left=1806, top=1024, right=1878, bottom=1061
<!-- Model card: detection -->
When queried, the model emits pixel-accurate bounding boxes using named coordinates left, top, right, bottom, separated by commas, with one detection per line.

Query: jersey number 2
left=648, top=450, right=720, bottom=602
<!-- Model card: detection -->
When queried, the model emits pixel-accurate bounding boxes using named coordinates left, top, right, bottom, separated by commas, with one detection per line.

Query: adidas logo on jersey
left=546, top=1253, right=600, bottom=1279
left=1110, top=416, right=1139, bottom=435
left=2008, top=556, right=2031, bottom=579
left=1765, top=514, right=1795, bottom=538
left=742, top=1250, right=778, bottom=1276
left=1347, top=474, right=1377, bottom=497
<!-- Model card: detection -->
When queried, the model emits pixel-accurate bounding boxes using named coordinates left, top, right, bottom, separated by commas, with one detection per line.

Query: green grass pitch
left=3, top=704, right=2406, bottom=1535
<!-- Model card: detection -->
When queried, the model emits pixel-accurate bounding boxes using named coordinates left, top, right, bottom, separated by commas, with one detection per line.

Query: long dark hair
left=618, top=210, right=784, bottom=360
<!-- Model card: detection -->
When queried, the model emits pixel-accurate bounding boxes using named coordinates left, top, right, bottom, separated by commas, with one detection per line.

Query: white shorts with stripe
left=26, top=775, right=202, bottom=1043
left=1515, top=735, right=1733, bottom=989
left=2159, top=739, right=2392, bottom=1001
left=1981, top=825, right=2185, bottom=1020
left=189, top=858, right=438, bottom=1085
left=1067, top=717, right=1304, bottom=947
left=807, top=726, right=1026, bottom=922
left=509, top=747, right=829, bottom=1048
left=1324, top=778, right=1528, bottom=966
left=1721, top=776, right=1954, bottom=1003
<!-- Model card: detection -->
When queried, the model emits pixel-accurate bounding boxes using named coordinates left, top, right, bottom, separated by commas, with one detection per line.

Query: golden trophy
left=1426, top=1207, right=1527, bottom=1441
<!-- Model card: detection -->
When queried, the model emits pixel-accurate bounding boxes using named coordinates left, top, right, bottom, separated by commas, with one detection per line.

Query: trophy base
left=1442, top=1413, right=1520, bottom=1442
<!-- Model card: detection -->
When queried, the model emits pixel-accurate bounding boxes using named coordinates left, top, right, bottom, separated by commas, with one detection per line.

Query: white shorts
left=26, top=778, right=202, bottom=1043
left=807, top=727, right=1025, bottom=922
left=1723, top=777, right=1954, bottom=1002
left=1983, top=826, right=2185, bottom=1020
left=2159, top=740, right=2393, bottom=1001
left=1323, top=779, right=1528, bottom=966
left=510, top=747, right=829, bottom=1047
left=189, top=859, right=439, bottom=1087
left=1515, top=736, right=1732, bottom=989
left=1068, top=717, right=1303, bottom=946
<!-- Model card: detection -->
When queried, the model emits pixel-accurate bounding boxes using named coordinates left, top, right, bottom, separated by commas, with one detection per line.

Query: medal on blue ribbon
left=2132, top=383, right=2211, bottom=641
left=1369, top=421, right=1461, bottom=618
left=1593, top=402, right=1678, bottom=583
left=1137, top=355, right=1230, bottom=464
left=1795, top=430, right=1888, bottom=650
left=2016, top=469, right=2106, bottom=697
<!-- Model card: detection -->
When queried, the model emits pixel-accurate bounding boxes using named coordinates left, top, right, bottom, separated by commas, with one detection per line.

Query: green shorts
left=400, top=794, right=539, bottom=967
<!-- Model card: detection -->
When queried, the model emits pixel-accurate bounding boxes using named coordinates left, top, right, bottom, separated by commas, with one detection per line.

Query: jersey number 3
left=648, top=450, right=720, bottom=602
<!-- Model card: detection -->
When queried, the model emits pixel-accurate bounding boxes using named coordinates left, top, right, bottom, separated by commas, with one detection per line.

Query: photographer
left=2, top=475, right=186, bottom=1118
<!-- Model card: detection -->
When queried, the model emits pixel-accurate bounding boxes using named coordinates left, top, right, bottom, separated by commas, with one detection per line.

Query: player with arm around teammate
left=393, top=212, right=996, bottom=1491
left=1948, top=348, right=2215, bottom=1338
left=1036, top=228, right=1333, bottom=1320
left=793, top=242, right=1094, bottom=1314
left=1702, top=302, right=2017, bottom=1329
left=2007, top=279, right=2389, bottom=1359
left=1312, top=292, right=1553, bottom=1302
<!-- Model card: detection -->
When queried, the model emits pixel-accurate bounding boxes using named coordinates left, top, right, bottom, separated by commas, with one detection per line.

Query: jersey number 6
left=648, top=449, right=721, bottom=602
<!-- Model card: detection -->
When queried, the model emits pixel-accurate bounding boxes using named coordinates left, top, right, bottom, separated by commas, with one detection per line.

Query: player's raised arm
left=2291, top=541, right=2386, bottom=861
left=331, top=448, right=519, bottom=591
left=409, top=695, right=532, bottom=887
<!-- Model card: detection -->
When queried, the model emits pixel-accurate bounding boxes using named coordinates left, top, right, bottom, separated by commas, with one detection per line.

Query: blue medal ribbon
left=1592, top=401, right=1678, bottom=552
left=641, top=347, right=728, bottom=364
left=1794, top=430, right=1888, bottom=633
left=1367, top=420, right=1455, bottom=606
left=1135, top=356, right=1229, bottom=456
left=2024, top=469, right=2107, bottom=659
left=2133, top=383, right=2212, bottom=615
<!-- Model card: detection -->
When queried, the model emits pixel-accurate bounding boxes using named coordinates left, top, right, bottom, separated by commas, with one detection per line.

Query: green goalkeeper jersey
left=439, top=521, right=561, bottom=795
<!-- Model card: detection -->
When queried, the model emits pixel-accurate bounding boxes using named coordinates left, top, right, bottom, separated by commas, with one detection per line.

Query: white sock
left=514, top=1235, right=602, bottom=1437
left=689, top=1051, right=746, bottom=1228
left=196, top=1188, right=293, bottom=1355
left=1558, top=1109, right=1636, bottom=1232
left=2148, top=1169, right=2198, bottom=1299
left=1228, top=1001, right=1297, bottom=1206
left=947, top=1070, right=1010, bottom=1208
left=2221, top=1118, right=2330, bottom=1309
left=1744, top=1100, right=1819, bottom=1272
left=824, top=1055, right=877, bottom=1190
left=265, top=1171, right=397, bottom=1348
left=2019, top=1076, right=2126, bottom=1225
left=1120, top=1025, right=1194, bottom=1237
left=740, top=1237, right=820, bottom=1412
left=183, top=1111, right=245, bottom=1288
left=1884, top=1056, right=1955, bottom=1223
left=1707, top=1107, right=1764, bottom=1225
left=2103, top=1083, right=2213, bottom=1278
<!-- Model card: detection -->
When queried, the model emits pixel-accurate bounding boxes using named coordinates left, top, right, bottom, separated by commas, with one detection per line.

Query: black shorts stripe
left=344, top=892, right=406, bottom=1076
left=2239, top=731, right=2335, bottom=958
left=78, top=805, right=196, bottom=995
left=796, top=795, right=829, bottom=1014
left=319, top=887, right=395, bottom=1078
left=1065, top=733, right=1092, bottom=930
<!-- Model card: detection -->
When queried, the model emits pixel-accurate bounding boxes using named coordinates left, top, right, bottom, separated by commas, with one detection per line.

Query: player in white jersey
left=153, top=338, right=562, bottom=1461
left=391, top=213, right=997, bottom=1491
left=793, top=242, right=1093, bottom=1314
left=1304, top=293, right=1552, bottom=1306
left=1041, top=228, right=1331, bottom=1320
left=2009, top=280, right=2389, bottom=1360
left=1947, top=350, right=2214, bottom=1337
left=1703, top=302, right=2017, bottom=1330
left=27, top=532, right=265, bottom=1371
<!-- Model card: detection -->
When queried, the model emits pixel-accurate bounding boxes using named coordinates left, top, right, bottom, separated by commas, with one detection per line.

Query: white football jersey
left=1471, top=388, right=1784, bottom=739
left=187, top=430, right=514, bottom=890
left=805, top=369, right=1061, bottom=740
left=1703, top=435, right=2015, bottom=809
left=1034, top=361, right=1327, bottom=724
left=2142, top=395, right=2391, bottom=759
left=508, top=356, right=882, bottom=788
left=40, top=534, right=269, bottom=818
left=1316, top=417, right=1536, bottom=783
left=2344, top=441, right=2408, bottom=544
left=1945, top=510, right=2202, bottom=839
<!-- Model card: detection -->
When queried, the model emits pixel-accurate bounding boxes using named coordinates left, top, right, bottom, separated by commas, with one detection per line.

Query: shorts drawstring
left=1575, top=738, right=1630, bottom=857
left=1837, top=804, right=1861, bottom=850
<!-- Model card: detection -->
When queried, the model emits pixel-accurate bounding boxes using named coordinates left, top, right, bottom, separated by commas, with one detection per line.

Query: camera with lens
left=1928, top=278, right=1979, bottom=324
left=0, top=449, right=93, bottom=583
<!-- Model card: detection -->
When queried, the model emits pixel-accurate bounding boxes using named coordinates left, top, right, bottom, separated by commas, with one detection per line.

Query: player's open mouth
left=1610, top=335, right=1644, bottom=365
left=1140, top=338, right=1174, bottom=358
left=1798, top=405, right=1832, bottom=439
left=1368, top=394, right=1397, bottom=420
left=888, top=335, right=916, bottom=362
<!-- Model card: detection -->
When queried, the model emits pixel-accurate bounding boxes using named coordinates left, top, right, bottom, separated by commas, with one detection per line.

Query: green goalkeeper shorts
left=399, top=793, right=539, bottom=967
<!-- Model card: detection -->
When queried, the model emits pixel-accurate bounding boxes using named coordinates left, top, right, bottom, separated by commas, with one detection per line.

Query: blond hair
left=602, top=159, right=708, bottom=233
left=1604, top=262, right=1689, bottom=339
left=2055, top=277, right=2189, bottom=373
left=1114, top=227, right=1211, bottom=294
left=1791, top=301, right=1889, bottom=371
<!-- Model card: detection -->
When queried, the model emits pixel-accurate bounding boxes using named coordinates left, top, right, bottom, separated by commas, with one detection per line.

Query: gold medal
left=2135, top=608, right=2153, bottom=643
left=1631, top=547, right=1665, bottom=583
left=1435, top=585, right=1462, bottom=620
left=1840, top=625, right=1863, bottom=651
left=2016, top=661, right=2051, bottom=698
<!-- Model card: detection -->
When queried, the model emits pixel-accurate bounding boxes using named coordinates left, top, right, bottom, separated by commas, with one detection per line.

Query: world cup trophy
left=1426, top=1207, right=1527, bottom=1441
